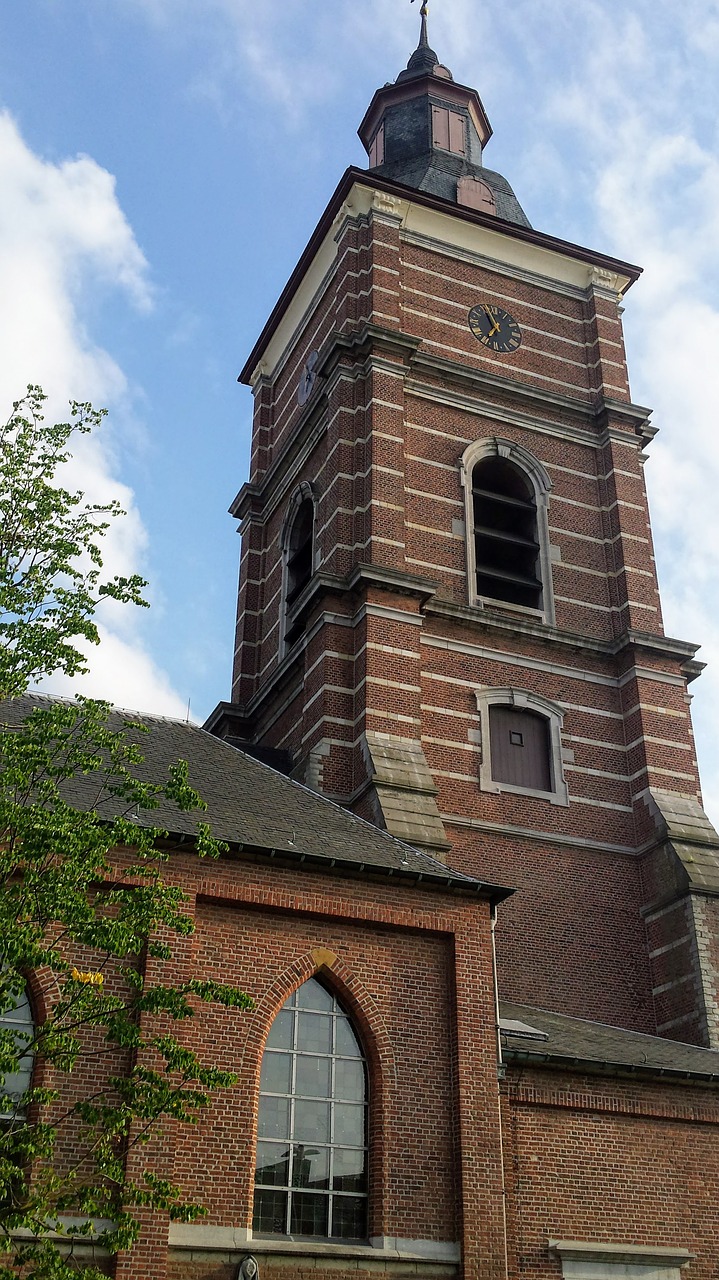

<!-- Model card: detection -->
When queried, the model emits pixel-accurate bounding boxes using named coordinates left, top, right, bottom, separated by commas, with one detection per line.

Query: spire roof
left=398, top=1, right=445, bottom=81
left=357, top=5, right=531, bottom=229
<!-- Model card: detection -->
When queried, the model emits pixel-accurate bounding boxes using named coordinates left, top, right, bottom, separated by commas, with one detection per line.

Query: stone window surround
left=475, top=685, right=569, bottom=807
left=460, top=435, right=555, bottom=626
left=549, top=1238, right=693, bottom=1280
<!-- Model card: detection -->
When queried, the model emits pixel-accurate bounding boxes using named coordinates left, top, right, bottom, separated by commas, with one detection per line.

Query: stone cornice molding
left=426, top=599, right=701, bottom=678
left=549, top=1239, right=694, bottom=1273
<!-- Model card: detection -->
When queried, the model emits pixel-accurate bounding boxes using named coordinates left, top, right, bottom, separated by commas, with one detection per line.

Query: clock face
left=468, top=303, right=522, bottom=354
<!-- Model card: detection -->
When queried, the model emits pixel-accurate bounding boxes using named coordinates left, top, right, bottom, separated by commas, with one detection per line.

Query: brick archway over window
left=240, top=950, right=395, bottom=1238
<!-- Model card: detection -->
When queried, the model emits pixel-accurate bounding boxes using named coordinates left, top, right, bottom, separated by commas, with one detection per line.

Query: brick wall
left=227, top=189, right=711, bottom=1043
left=503, top=1063, right=719, bottom=1278
left=71, top=852, right=502, bottom=1280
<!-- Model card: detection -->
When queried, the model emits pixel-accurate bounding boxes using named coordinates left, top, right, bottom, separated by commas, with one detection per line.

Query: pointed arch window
left=254, top=978, right=368, bottom=1241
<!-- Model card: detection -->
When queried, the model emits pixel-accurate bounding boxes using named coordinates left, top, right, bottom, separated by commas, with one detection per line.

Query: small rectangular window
left=509, top=731, right=524, bottom=747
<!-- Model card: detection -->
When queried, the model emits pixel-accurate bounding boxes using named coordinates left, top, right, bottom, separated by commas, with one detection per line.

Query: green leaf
left=0, top=387, right=253, bottom=1276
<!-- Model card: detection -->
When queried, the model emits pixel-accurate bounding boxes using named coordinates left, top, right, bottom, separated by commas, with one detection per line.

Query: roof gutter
left=503, top=1047, right=719, bottom=1086
left=214, top=839, right=515, bottom=906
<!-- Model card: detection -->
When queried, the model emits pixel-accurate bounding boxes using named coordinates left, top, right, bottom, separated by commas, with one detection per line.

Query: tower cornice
left=239, top=168, right=642, bottom=387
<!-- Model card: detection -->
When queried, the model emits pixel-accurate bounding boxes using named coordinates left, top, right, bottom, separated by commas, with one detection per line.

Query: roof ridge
left=19, top=691, right=200, bottom=729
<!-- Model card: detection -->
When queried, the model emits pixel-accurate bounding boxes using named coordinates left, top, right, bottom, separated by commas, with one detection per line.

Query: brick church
left=14, top=8, right=719, bottom=1279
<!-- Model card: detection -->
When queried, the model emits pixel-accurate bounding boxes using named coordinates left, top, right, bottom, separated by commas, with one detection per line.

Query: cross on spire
left=410, top=0, right=431, bottom=54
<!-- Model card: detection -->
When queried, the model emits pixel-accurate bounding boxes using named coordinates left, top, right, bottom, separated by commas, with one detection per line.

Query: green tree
left=0, top=388, right=251, bottom=1278
left=0, top=387, right=147, bottom=700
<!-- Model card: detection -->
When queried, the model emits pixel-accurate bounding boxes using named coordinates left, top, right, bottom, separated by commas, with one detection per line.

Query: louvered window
left=254, top=979, right=368, bottom=1241
left=472, top=457, right=542, bottom=610
left=286, top=500, right=314, bottom=608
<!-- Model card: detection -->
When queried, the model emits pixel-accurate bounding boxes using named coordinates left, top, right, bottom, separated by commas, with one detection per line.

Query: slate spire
left=401, top=1, right=440, bottom=80
left=357, top=6, right=531, bottom=228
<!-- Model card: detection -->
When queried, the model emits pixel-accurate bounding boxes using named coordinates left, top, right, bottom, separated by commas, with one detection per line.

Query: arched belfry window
left=281, top=484, right=316, bottom=650
left=473, top=456, right=540, bottom=608
left=461, top=438, right=554, bottom=624
left=286, top=500, right=314, bottom=607
left=254, top=978, right=368, bottom=1241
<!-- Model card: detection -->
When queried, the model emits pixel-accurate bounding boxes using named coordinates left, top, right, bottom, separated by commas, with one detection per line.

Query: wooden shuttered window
left=489, top=706, right=552, bottom=792
left=457, top=177, right=496, bottom=214
left=431, top=105, right=466, bottom=155
left=369, top=123, right=385, bottom=168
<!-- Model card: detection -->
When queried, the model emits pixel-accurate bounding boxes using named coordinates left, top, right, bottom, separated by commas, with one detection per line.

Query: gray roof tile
left=1, top=694, right=511, bottom=900
left=501, top=1001, right=719, bottom=1080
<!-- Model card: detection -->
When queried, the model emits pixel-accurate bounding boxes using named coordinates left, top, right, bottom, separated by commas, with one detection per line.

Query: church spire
left=357, top=5, right=532, bottom=228
left=400, top=0, right=442, bottom=80
left=417, top=1, right=431, bottom=49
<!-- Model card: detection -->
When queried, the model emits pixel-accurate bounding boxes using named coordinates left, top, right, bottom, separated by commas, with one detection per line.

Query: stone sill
left=169, top=1225, right=460, bottom=1266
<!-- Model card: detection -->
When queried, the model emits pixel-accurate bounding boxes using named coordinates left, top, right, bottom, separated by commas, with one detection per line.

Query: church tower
left=208, top=12, right=719, bottom=1049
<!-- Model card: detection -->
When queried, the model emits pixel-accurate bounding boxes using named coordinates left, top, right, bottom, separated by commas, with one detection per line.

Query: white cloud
left=507, top=0, right=719, bottom=821
left=0, top=112, right=187, bottom=718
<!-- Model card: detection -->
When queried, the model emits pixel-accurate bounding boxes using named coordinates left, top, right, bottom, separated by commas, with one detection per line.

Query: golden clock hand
left=483, top=306, right=501, bottom=338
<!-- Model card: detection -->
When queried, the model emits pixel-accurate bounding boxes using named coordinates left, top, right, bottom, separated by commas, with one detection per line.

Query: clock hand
left=483, top=306, right=501, bottom=338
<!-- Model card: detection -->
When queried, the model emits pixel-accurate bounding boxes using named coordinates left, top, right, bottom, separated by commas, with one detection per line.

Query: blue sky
left=2, top=0, right=719, bottom=818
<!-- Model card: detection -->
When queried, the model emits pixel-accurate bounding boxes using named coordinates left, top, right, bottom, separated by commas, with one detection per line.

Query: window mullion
left=288, top=1006, right=298, bottom=1236
left=328, top=1010, right=337, bottom=1237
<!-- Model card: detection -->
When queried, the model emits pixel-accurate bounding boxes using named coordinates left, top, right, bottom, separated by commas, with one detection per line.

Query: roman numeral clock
left=468, top=301, right=522, bottom=353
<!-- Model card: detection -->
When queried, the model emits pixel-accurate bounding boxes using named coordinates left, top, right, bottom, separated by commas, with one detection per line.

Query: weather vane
left=411, top=0, right=429, bottom=15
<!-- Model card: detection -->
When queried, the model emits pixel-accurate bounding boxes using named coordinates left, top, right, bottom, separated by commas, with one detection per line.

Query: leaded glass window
left=254, top=978, right=368, bottom=1240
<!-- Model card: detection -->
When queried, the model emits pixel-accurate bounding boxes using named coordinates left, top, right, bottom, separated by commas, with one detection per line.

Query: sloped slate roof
left=1, top=694, right=511, bottom=900
left=501, top=1001, right=719, bottom=1081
